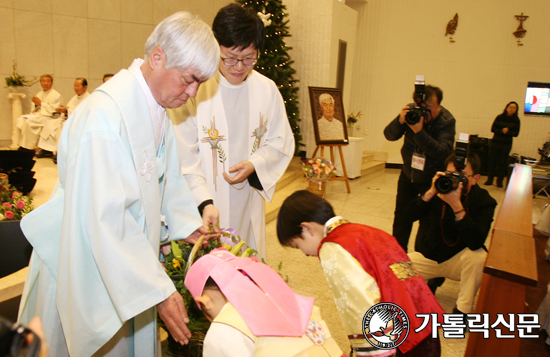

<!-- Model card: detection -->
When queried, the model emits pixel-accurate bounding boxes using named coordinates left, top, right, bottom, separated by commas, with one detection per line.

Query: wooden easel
left=311, top=144, right=351, bottom=193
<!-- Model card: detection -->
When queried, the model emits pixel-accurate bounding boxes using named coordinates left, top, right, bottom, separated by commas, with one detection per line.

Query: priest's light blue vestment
left=17, top=67, right=202, bottom=357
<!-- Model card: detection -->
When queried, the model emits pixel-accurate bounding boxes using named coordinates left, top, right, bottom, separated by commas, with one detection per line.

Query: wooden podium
left=311, top=144, right=351, bottom=193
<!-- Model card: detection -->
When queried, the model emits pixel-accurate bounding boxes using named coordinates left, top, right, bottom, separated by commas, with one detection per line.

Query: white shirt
left=318, top=116, right=344, bottom=141
left=65, top=91, right=90, bottom=117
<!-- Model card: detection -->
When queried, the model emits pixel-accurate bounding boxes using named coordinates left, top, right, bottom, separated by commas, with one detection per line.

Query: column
left=8, top=92, right=27, bottom=149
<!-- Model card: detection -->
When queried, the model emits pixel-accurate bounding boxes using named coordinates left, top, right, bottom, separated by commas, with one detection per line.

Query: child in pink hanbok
left=184, top=249, right=346, bottom=357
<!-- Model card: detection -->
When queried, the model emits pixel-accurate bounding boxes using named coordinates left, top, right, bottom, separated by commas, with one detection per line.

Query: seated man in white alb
left=12, top=74, right=63, bottom=152
left=36, top=78, right=90, bottom=159
left=317, top=93, right=344, bottom=141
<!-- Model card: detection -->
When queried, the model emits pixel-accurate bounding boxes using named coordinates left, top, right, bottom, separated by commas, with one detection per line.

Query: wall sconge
left=445, top=13, right=458, bottom=43
left=513, top=13, right=528, bottom=46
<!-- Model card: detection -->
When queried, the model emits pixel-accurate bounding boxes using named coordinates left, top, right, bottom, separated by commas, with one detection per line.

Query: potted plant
left=301, top=157, right=337, bottom=199
left=346, top=111, right=362, bottom=137
left=4, top=60, right=38, bottom=90
left=0, top=176, right=35, bottom=278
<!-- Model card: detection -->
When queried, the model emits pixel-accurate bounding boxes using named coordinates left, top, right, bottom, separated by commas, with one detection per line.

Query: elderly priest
left=17, top=12, right=220, bottom=357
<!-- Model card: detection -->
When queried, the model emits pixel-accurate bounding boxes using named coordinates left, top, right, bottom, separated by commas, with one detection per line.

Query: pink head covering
left=184, top=249, right=314, bottom=337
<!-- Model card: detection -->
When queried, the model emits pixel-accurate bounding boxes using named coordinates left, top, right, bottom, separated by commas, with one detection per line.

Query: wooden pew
left=0, top=267, right=27, bottom=304
left=464, top=164, right=538, bottom=356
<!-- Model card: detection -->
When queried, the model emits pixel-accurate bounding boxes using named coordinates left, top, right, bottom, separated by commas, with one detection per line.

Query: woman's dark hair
left=212, top=3, right=264, bottom=51
left=276, top=190, right=336, bottom=246
left=502, top=101, right=520, bottom=120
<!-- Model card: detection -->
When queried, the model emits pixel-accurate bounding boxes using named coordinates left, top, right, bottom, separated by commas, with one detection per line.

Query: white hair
left=144, top=12, right=220, bottom=79
left=319, top=93, right=334, bottom=105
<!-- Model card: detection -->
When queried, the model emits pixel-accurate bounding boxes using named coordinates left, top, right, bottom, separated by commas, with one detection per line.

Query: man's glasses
left=220, top=56, right=258, bottom=66
left=445, top=171, right=476, bottom=178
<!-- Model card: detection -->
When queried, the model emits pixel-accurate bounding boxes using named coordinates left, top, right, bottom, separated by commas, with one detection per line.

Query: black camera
left=435, top=135, right=470, bottom=195
left=405, top=75, right=428, bottom=125
left=0, top=316, right=41, bottom=357
left=435, top=171, right=468, bottom=194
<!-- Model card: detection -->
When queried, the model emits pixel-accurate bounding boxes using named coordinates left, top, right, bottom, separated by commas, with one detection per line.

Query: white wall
left=284, top=0, right=357, bottom=156
left=346, top=0, right=550, bottom=163
left=0, top=0, right=231, bottom=146
left=3, top=0, right=547, bottom=161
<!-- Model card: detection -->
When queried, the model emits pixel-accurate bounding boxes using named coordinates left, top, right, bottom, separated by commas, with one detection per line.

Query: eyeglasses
left=445, top=171, right=476, bottom=178
left=220, top=56, right=258, bottom=66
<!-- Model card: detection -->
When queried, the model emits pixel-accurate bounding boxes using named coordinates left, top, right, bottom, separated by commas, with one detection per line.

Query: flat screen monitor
left=525, top=82, right=550, bottom=116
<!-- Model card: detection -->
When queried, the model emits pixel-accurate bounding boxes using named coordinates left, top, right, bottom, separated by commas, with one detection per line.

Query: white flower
left=321, top=253, right=340, bottom=276
left=341, top=275, right=351, bottom=291
left=139, top=152, right=155, bottom=183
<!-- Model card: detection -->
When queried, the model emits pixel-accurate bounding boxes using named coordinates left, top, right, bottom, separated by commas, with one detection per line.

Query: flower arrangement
left=347, top=111, right=362, bottom=127
left=159, top=228, right=257, bottom=356
left=0, top=177, right=34, bottom=221
left=4, top=61, right=38, bottom=88
left=301, top=157, right=337, bottom=183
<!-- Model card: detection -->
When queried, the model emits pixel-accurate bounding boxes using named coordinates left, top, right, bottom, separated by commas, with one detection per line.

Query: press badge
left=411, top=153, right=425, bottom=171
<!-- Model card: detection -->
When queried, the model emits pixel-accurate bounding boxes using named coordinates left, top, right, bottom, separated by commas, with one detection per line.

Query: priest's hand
left=27, top=317, right=48, bottom=357
left=32, top=96, right=41, bottom=106
left=223, top=160, right=255, bottom=184
left=157, top=292, right=191, bottom=345
left=184, top=226, right=218, bottom=246
left=202, top=204, right=220, bottom=233
left=55, top=105, right=68, bottom=114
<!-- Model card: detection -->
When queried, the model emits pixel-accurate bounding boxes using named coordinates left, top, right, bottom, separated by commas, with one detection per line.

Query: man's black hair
left=76, top=77, right=87, bottom=87
left=445, top=152, right=481, bottom=175
left=40, top=74, right=53, bottom=83
left=212, top=3, right=264, bottom=51
left=425, top=85, right=443, bottom=104
left=276, top=190, right=336, bottom=246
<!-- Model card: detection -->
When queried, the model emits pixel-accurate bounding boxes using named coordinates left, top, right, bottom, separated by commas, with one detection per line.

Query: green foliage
left=237, top=0, right=303, bottom=154
left=4, top=61, right=38, bottom=88
left=347, top=111, right=362, bottom=126
left=159, top=230, right=258, bottom=356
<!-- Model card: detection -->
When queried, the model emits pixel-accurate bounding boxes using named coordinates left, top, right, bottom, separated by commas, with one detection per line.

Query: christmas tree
left=237, top=0, right=303, bottom=154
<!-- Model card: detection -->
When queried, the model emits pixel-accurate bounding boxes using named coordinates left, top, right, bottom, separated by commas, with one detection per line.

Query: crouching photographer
left=405, top=151, right=497, bottom=315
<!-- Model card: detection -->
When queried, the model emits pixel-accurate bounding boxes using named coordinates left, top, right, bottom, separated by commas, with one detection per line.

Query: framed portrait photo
left=308, top=86, right=349, bottom=145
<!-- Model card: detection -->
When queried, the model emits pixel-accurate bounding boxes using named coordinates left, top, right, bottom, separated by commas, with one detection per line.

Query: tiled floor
left=16, top=156, right=550, bottom=355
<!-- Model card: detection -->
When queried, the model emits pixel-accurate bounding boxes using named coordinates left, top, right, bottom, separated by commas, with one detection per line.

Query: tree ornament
left=257, top=11, right=272, bottom=27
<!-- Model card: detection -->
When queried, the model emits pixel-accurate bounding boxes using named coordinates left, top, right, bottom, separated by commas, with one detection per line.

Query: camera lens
left=405, top=109, right=422, bottom=125
left=435, top=174, right=458, bottom=194
left=435, top=172, right=469, bottom=194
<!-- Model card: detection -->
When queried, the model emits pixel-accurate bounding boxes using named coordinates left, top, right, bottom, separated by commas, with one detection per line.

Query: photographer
left=384, top=84, right=456, bottom=251
left=406, top=153, right=497, bottom=314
